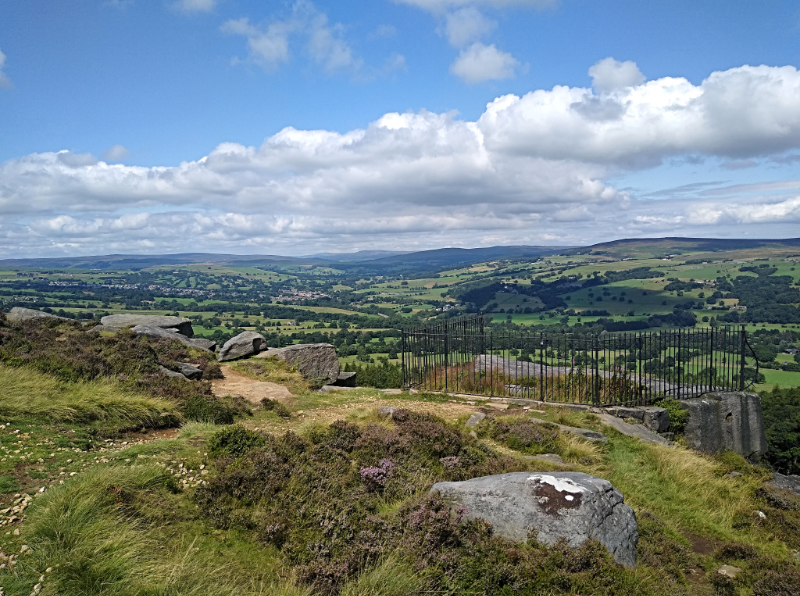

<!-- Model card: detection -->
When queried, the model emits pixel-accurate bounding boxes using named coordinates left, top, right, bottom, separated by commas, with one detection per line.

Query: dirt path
left=212, top=365, right=294, bottom=404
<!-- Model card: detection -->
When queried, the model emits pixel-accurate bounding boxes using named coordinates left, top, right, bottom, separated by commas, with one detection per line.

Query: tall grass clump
left=14, top=464, right=310, bottom=596
left=0, top=364, right=180, bottom=427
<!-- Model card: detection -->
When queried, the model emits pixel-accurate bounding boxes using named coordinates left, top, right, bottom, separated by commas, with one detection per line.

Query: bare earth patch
left=211, top=365, right=294, bottom=404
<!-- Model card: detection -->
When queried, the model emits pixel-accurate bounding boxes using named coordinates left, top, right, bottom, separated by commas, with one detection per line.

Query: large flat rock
left=130, top=325, right=213, bottom=353
left=432, top=472, right=638, bottom=566
left=594, top=413, right=672, bottom=446
left=100, top=314, right=194, bottom=337
left=6, top=307, right=69, bottom=323
left=257, top=343, right=339, bottom=385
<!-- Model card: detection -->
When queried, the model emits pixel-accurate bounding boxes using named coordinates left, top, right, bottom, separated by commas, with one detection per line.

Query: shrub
left=659, top=399, right=690, bottom=435
left=261, top=397, right=291, bottom=418
left=208, top=425, right=266, bottom=457
left=184, top=396, right=238, bottom=425
left=475, top=415, right=560, bottom=455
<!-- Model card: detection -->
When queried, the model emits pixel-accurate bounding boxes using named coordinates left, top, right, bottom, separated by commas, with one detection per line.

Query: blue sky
left=1, top=0, right=799, bottom=257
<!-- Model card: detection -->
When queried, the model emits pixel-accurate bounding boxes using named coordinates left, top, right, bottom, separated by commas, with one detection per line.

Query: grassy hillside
left=0, top=331, right=798, bottom=594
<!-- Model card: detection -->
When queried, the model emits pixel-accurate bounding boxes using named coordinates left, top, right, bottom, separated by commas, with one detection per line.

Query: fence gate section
left=401, top=315, right=757, bottom=406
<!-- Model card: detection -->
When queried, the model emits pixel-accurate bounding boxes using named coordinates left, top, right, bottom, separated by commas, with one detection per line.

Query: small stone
left=12, top=529, right=19, bottom=536
left=376, top=406, right=396, bottom=418
left=754, top=510, right=767, bottom=519
left=717, top=565, right=742, bottom=579
left=465, top=412, right=486, bottom=428
left=725, top=472, right=743, bottom=479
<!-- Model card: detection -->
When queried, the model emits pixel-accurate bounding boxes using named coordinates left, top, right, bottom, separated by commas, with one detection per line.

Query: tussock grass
left=0, top=364, right=180, bottom=427
left=339, top=554, right=423, bottom=596
left=16, top=464, right=310, bottom=596
left=601, top=433, right=768, bottom=546
left=556, top=432, right=604, bottom=463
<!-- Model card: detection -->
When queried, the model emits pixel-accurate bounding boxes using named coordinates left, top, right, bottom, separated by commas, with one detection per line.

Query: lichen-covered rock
left=218, top=331, right=267, bottom=362
left=259, top=343, right=339, bottom=385
left=6, top=307, right=69, bottom=323
left=431, top=472, right=638, bottom=566
left=100, top=314, right=194, bottom=337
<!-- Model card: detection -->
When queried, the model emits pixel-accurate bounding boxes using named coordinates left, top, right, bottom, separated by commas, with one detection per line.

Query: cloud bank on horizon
left=2, top=61, right=799, bottom=256
left=0, top=0, right=799, bottom=257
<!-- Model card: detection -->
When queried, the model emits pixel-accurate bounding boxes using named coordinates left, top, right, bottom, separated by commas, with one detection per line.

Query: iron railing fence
left=401, top=315, right=758, bottom=406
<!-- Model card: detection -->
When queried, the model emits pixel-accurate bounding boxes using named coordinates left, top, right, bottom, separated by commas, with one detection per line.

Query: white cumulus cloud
left=222, top=2, right=363, bottom=74
left=450, top=42, right=518, bottom=83
left=2, top=63, right=800, bottom=256
left=478, top=64, right=800, bottom=166
left=444, top=7, right=496, bottom=47
left=588, top=57, right=645, bottom=93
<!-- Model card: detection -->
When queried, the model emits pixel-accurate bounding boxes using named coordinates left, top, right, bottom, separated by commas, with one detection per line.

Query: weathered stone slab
left=100, top=314, right=194, bottom=337
left=130, top=325, right=213, bottom=353
left=175, top=362, right=203, bottom=380
left=158, top=365, right=187, bottom=380
left=258, top=343, right=339, bottom=385
left=187, top=338, right=217, bottom=352
left=530, top=417, right=607, bottom=443
left=431, top=472, right=638, bottom=566
left=218, top=331, right=268, bottom=362
left=606, top=406, right=670, bottom=433
left=594, top=413, right=672, bottom=446
left=682, top=392, right=768, bottom=458
left=6, top=307, right=69, bottom=323
left=769, top=473, right=800, bottom=498
left=465, top=412, right=486, bottom=428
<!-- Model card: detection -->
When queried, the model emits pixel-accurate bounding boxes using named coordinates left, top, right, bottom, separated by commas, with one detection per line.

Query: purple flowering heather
left=359, top=458, right=396, bottom=490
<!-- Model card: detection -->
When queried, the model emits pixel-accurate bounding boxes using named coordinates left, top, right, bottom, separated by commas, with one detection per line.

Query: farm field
left=1, top=237, right=799, bottom=386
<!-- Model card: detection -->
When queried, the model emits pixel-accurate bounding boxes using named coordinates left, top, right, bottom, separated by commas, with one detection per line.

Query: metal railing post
left=401, top=331, right=406, bottom=390
left=739, top=325, right=746, bottom=391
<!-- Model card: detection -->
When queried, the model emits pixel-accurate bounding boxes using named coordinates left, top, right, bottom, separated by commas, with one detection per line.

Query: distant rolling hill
left=569, top=237, right=800, bottom=259
left=2, top=238, right=799, bottom=271
left=0, top=246, right=567, bottom=271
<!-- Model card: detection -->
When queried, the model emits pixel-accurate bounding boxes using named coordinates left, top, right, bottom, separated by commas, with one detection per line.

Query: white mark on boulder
left=528, top=474, right=588, bottom=494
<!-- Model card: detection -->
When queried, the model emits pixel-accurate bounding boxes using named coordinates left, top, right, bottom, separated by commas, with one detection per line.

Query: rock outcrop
left=99, top=314, right=194, bottom=337
left=258, top=343, right=339, bottom=385
left=218, top=331, right=268, bottom=362
left=130, top=325, right=213, bottom=353
left=769, top=473, right=800, bottom=498
left=431, top=472, right=638, bottom=566
left=6, top=307, right=69, bottom=323
left=682, top=392, right=768, bottom=458
left=605, top=406, right=670, bottom=433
